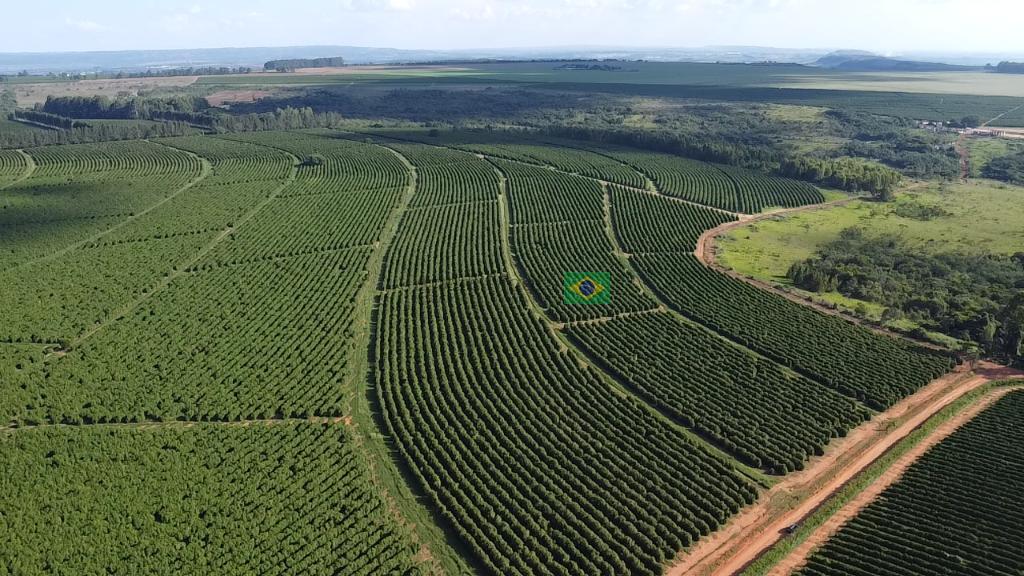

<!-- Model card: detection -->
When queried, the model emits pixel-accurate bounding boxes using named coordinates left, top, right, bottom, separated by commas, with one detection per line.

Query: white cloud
left=65, top=18, right=107, bottom=32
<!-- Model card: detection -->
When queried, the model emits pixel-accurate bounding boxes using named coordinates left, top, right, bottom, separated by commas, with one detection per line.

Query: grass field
left=717, top=179, right=1024, bottom=325
left=966, top=136, right=1024, bottom=177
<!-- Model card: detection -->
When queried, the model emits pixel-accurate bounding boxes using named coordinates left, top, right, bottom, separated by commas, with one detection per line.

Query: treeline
left=1, top=89, right=17, bottom=116
left=0, top=105, right=346, bottom=149
left=0, top=118, right=199, bottom=148
left=263, top=57, right=345, bottom=72
left=11, top=109, right=86, bottom=130
left=212, top=106, right=345, bottom=132
left=788, top=227, right=1024, bottom=364
left=114, top=66, right=251, bottom=79
left=41, top=95, right=210, bottom=120
left=995, top=61, right=1024, bottom=74
left=982, top=151, right=1024, bottom=185
left=778, top=156, right=902, bottom=198
left=543, top=124, right=780, bottom=171
left=541, top=125, right=902, bottom=194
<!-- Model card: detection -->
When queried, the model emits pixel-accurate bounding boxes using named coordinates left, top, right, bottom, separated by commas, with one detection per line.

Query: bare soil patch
left=13, top=76, right=198, bottom=107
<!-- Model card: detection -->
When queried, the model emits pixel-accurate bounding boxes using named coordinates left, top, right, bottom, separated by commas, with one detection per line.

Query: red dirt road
left=766, top=383, right=1024, bottom=576
left=663, top=362, right=1023, bottom=576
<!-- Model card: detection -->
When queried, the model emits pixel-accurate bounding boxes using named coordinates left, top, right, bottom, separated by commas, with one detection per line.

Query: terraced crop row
left=464, top=142, right=646, bottom=189
left=567, top=313, right=870, bottom=473
left=27, top=140, right=201, bottom=178
left=609, top=150, right=823, bottom=213
left=413, top=160, right=501, bottom=206
left=375, top=275, right=758, bottom=576
left=383, top=200, right=504, bottom=288
left=510, top=219, right=657, bottom=322
left=631, top=252, right=953, bottom=409
left=0, top=140, right=201, bottom=229
left=609, top=184, right=736, bottom=253
left=96, top=137, right=293, bottom=245
left=0, top=422, right=418, bottom=576
left=226, top=131, right=409, bottom=195
left=159, top=135, right=294, bottom=185
left=0, top=132, right=433, bottom=575
left=0, top=149, right=27, bottom=187
left=0, top=232, right=218, bottom=343
left=799, top=390, right=1024, bottom=576
left=496, top=159, right=605, bottom=224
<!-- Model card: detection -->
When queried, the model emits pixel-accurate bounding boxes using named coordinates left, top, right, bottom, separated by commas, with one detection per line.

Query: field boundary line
left=762, top=383, right=1024, bottom=576
left=6, top=141, right=213, bottom=273
left=344, top=141, right=466, bottom=576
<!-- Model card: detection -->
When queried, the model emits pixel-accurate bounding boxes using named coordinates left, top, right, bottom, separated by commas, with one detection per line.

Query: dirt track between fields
left=664, top=362, right=1023, bottom=576
left=693, top=199, right=947, bottom=351
left=765, top=382, right=1024, bottom=576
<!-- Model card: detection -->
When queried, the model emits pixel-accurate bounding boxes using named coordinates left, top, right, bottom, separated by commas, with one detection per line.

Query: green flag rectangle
left=563, top=272, right=611, bottom=305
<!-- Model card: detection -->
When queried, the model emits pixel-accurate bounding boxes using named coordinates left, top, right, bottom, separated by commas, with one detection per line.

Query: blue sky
left=4, top=0, right=1023, bottom=54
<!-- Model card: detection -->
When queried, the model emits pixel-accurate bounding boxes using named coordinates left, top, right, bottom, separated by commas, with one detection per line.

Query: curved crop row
left=632, top=252, right=953, bottom=408
left=223, top=131, right=409, bottom=195
left=2, top=141, right=201, bottom=229
left=609, top=150, right=823, bottom=213
left=510, top=219, right=657, bottom=322
left=2, top=247, right=370, bottom=424
left=383, top=200, right=504, bottom=288
left=413, top=160, right=501, bottom=207
left=568, top=313, right=870, bottom=473
left=0, top=149, right=27, bottom=187
left=202, top=188, right=401, bottom=267
left=497, top=159, right=604, bottom=224
left=376, top=275, right=758, bottom=575
left=799, top=390, right=1024, bottom=576
left=717, top=164, right=824, bottom=214
left=609, top=184, right=736, bottom=253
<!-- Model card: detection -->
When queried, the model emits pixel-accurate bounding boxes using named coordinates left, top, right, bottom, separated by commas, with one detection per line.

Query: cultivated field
left=795, top=388, right=1024, bottom=576
left=3, top=124, right=1016, bottom=576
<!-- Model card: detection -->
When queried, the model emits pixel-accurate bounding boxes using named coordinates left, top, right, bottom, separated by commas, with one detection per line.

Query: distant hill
left=815, top=51, right=980, bottom=72
left=995, top=61, right=1024, bottom=74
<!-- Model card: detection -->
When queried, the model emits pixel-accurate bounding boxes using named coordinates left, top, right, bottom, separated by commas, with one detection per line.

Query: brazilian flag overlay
left=563, top=272, right=611, bottom=305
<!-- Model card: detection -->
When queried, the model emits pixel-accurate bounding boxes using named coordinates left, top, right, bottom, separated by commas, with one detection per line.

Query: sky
left=3, top=0, right=1024, bottom=55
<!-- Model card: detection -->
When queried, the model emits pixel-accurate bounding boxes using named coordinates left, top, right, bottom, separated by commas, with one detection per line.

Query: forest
left=788, top=227, right=1024, bottom=363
